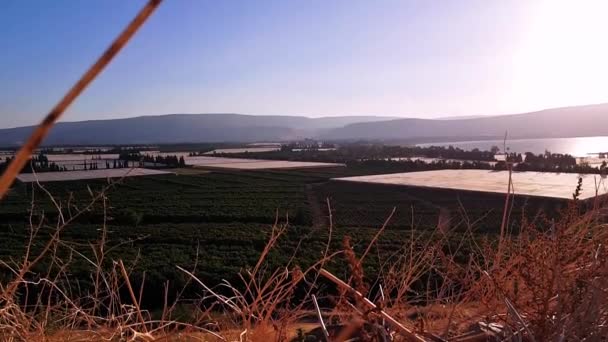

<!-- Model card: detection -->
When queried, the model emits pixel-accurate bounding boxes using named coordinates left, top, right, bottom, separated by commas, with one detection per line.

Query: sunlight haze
left=1, top=0, right=608, bottom=128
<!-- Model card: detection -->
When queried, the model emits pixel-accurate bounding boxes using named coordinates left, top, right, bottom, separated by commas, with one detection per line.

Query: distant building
left=494, top=152, right=507, bottom=162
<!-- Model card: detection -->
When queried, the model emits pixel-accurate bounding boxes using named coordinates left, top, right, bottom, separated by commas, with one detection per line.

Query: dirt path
left=305, top=183, right=325, bottom=228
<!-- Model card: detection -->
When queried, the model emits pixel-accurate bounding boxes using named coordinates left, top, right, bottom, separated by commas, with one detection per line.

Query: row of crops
left=0, top=166, right=542, bottom=309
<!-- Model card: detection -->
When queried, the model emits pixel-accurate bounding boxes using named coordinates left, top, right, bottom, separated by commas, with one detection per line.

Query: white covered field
left=204, top=147, right=280, bottom=154
left=185, top=156, right=344, bottom=170
left=333, top=169, right=608, bottom=200
left=17, top=168, right=171, bottom=183
left=6, top=151, right=343, bottom=171
left=2, top=154, right=123, bottom=171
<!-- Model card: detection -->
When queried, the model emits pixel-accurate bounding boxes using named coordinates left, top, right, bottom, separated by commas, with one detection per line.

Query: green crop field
left=0, top=165, right=563, bottom=309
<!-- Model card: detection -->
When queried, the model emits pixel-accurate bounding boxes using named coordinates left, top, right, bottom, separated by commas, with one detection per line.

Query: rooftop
left=333, top=169, right=608, bottom=200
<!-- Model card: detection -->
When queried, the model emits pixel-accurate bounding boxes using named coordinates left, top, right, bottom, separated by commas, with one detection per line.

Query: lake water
left=418, top=136, right=608, bottom=157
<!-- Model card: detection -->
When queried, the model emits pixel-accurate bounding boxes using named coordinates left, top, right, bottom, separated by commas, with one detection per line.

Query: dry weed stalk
left=0, top=0, right=162, bottom=200
left=0, top=178, right=222, bottom=341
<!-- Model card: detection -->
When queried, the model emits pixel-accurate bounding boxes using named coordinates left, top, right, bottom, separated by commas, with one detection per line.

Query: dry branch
left=0, top=0, right=162, bottom=199
left=319, top=268, right=427, bottom=342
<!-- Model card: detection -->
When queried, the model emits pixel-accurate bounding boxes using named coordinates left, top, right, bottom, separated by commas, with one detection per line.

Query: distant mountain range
left=323, top=103, right=608, bottom=141
left=0, top=114, right=396, bottom=146
left=1, top=103, right=608, bottom=146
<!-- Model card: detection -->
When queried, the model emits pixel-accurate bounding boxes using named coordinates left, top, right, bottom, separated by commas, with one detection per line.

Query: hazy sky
left=2, top=0, right=608, bottom=128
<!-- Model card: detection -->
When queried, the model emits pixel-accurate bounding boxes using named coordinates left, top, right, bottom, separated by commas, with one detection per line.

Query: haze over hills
left=1, top=103, right=608, bottom=146
left=324, top=103, right=608, bottom=142
left=0, top=114, right=396, bottom=146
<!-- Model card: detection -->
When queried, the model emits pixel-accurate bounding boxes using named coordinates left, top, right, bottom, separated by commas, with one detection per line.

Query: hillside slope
left=2, top=103, right=608, bottom=145
left=324, top=103, right=608, bottom=141
left=0, top=114, right=395, bottom=145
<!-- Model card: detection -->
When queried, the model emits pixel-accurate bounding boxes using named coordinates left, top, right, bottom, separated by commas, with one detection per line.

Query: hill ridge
left=2, top=103, right=608, bottom=145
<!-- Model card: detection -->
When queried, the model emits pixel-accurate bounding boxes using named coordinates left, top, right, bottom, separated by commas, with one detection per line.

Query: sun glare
left=511, top=0, right=608, bottom=108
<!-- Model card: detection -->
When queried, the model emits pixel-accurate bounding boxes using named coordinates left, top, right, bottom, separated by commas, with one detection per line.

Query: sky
left=2, top=0, right=608, bottom=128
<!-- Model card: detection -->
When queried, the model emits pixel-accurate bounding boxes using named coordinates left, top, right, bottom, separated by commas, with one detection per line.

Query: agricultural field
left=43, top=153, right=120, bottom=170
left=0, top=164, right=566, bottom=309
left=184, top=156, right=344, bottom=170
left=45, top=153, right=120, bottom=161
left=314, top=179, right=563, bottom=233
left=16, top=168, right=171, bottom=182
left=204, top=147, right=280, bottom=154
left=334, top=169, right=606, bottom=200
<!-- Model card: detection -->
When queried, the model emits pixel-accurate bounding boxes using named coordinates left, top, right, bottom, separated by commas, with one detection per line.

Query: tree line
left=0, top=152, right=188, bottom=174
left=120, top=152, right=186, bottom=168
left=217, top=143, right=608, bottom=174
left=216, top=144, right=500, bottom=163
left=507, top=151, right=607, bottom=174
left=0, top=154, right=68, bottom=173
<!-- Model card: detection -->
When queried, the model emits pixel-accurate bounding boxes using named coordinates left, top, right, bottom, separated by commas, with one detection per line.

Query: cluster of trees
left=0, top=155, right=129, bottom=174
left=501, top=152, right=524, bottom=163
left=105, top=144, right=220, bottom=156
left=413, top=145, right=497, bottom=161
left=79, top=160, right=100, bottom=170
left=104, top=160, right=130, bottom=169
left=350, top=158, right=495, bottom=174
left=188, top=150, right=215, bottom=156
left=119, top=152, right=186, bottom=168
left=504, top=151, right=607, bottom=174
left=82, top=149, right=111, bottom=155
left=119, top=152, right=143, bottom=161
left=219, top=142, right=608, bottom=175
left=38, top=147, right=114, bottom=155
left=221, top=144, right=501, bottom=163
left=18, top=154, right=69, bottom=173
left=0, top=152, right=189, bottom=175
left=141, top=154, right=186, bottom=167
left=517, top=152, right=576, bottom=170
left=280, top=140, right=335, bottom=151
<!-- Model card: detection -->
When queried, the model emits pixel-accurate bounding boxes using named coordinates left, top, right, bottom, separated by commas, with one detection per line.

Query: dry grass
left=0, top=178, right=607, bottom=341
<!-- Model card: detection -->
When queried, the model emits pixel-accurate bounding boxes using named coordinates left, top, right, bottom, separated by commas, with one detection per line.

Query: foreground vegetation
left=0, top=169, right=606, bottom=340
left=0, top=164, right=582, bottom=306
